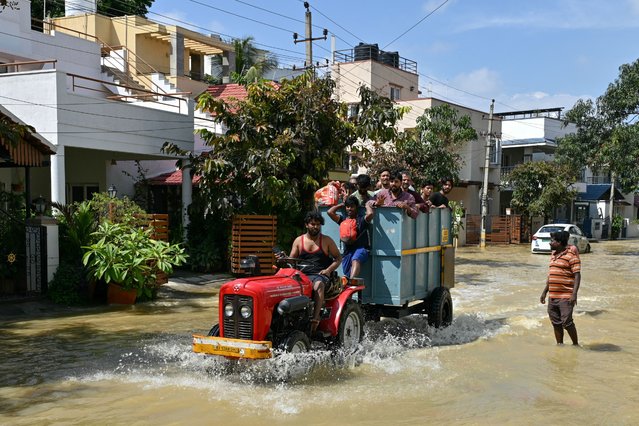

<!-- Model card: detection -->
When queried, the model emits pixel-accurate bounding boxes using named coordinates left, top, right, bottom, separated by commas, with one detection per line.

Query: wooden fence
left=135, top=213, right=169, bottom=284
left=231, top=215, right=277, bottom=275
left=465, top=214, right=523, bottom=245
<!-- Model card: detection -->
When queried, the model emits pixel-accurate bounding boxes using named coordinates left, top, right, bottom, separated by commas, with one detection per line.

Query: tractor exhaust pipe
left=277, top=295, right=311, bottom=315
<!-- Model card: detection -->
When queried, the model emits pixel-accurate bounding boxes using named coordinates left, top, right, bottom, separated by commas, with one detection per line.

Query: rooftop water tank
left=354, top=43, right=379, bottom=62
left=379, top=51, right=400, bottom=68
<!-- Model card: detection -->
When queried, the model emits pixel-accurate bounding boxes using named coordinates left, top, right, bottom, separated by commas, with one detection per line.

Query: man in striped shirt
left=540, top=230, right=581, bottom=345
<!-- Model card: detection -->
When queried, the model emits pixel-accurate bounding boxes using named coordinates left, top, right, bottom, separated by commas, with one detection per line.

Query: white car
left=531, top=223, right=591, bottom=254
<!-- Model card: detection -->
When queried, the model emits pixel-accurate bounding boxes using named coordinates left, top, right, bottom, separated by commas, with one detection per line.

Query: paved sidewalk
left=0, top=270, right=233, bottom=318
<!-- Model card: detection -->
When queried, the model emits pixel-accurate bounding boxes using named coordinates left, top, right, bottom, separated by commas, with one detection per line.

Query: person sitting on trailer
left=367, top=170, right=419, bottom=219
left=327, top=196, right=374, bottom=283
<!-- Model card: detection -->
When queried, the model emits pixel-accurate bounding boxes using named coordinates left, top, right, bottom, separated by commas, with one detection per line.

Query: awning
left=147, top=169, right=201, bottom=186
left=0, top=106, right=55, bottom=167
left=577, top=184, right=626, bottom=201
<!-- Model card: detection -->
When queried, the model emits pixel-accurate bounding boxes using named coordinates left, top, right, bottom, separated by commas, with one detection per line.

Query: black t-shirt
left=429, top=192, right=449, bottom=208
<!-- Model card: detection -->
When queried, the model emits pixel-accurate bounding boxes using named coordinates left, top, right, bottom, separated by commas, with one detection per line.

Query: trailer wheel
left=336, top=300, right=364, bottom=349
left=207, top=324, right=220, bottom=336
left=280, top=331, right=311, bottom=353
left=428, top=287, right=453, bottom=328
left=585, top=243, right=591, bottom=253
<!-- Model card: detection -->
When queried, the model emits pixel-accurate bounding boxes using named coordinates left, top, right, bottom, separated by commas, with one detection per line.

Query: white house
left=0, top=0, right=194, bottom=221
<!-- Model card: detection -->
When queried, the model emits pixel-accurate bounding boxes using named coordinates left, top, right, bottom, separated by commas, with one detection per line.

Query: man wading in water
left=540, top=230, right=581, bottom=345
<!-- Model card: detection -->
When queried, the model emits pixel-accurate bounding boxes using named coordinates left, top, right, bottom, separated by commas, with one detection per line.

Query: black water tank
left=354, top=43, right=379, bottom=61
left=380, top=51, right=399, bottom=68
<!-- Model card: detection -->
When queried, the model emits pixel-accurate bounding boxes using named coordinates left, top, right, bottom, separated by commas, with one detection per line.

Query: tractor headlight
left=224, top=303, right=234, bottom=317
left=240, top=305, right=253, bottom=319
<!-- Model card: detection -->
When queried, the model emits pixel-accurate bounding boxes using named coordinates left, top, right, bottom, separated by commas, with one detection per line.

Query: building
left=331, top=42, right=502, bottom=216
left=0, top=0, right=194, bottom=220
left=498, top=108, right=638, bottom=238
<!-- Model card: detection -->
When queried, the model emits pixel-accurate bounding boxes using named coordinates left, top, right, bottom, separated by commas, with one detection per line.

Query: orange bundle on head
left=314, top=181, right=341, bottom=206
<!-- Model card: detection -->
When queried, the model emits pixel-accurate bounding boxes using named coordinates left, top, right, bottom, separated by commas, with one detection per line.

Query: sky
left=149, top=0, right=639, bottom=114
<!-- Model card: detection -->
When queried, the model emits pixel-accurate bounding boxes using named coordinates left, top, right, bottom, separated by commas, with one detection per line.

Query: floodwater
left=1, top=240, right=638, bottom=425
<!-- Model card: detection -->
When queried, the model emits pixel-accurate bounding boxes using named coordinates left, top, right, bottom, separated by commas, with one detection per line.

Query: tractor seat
left=324, top=272, right=343, bottom=300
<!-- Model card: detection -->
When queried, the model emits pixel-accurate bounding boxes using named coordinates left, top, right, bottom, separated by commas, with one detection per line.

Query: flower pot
left=107, top=282, right=137, bottom=305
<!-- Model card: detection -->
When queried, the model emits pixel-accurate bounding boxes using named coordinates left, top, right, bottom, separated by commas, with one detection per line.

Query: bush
left=611, top=214, right=623, bottom=239
left=83, top=222, right=188, bottom=300
left=47, top=262, right=85, bottom=305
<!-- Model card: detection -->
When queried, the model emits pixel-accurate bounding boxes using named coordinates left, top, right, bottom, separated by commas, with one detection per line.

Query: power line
left=383, top=0, right=450, bottom=49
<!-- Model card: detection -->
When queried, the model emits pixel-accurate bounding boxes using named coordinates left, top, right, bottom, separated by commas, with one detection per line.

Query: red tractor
left=193, top=256, right=365, bottom=359
left=193, top=207, right=455, bottom=359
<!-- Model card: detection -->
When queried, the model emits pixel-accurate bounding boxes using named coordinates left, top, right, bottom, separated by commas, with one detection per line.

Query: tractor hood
left=220, top=268, right=313, bottom=301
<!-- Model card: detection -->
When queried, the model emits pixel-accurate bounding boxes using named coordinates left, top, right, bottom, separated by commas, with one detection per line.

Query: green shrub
left=83, top=222, right=187, bottom=300
left=48, top=262, right=84, bottom=305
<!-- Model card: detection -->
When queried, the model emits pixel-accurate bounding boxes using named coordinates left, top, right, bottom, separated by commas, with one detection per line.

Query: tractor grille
left=222, top=294, right=254, bottom=339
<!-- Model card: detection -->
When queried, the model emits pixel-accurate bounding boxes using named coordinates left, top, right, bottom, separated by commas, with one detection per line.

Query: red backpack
left=339, top=218, right=358, bottom=244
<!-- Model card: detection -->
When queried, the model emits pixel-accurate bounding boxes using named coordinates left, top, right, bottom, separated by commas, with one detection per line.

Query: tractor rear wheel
left=427, top=287, right=453, bottom=328
left=280, top=331, right=311, bottom=353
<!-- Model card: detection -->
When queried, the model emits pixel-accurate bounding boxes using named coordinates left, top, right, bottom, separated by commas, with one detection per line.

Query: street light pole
left=480, top=99, right=495, bottom=249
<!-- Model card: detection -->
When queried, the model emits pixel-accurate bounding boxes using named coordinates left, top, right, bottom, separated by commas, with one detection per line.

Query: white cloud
left=450, top=67, right=501, bottom=95
left=628, top=0, right=639, bottom=14
left=501, top=91, right=589, bottom=112
left=422, top=0, right=455, bottom=13
left=454, top=1, right=639, bottom=32
left=425, top=41, right=454, bottom=54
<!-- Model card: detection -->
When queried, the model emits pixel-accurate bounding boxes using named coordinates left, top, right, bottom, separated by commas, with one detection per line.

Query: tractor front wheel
left=280, top=331, right=311, bottom=353
left=207, top=324, right=220, bottom=336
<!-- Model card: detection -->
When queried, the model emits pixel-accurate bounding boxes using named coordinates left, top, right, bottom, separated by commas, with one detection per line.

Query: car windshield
left=538, top=226, right=565, bottom=234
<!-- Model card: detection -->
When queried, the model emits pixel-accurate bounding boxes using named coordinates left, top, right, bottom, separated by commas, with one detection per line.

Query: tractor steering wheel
left=276, top=257, right=314, bottom=271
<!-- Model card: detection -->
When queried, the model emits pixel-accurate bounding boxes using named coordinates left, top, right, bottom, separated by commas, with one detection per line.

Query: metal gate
left=0, top=208, right=27, bottom=295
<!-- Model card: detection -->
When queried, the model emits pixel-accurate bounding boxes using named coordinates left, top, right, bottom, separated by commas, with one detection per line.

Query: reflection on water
left=583, top=343, right=622, bottom=352
left=1, top=240, right=639, bottom=425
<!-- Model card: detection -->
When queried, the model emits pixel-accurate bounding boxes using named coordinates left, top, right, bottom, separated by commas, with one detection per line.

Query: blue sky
left=149, top=0, right=639, bottom=113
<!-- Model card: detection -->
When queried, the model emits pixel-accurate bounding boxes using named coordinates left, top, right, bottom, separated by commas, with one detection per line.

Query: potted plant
left=82, top=222, right=187, bottom=304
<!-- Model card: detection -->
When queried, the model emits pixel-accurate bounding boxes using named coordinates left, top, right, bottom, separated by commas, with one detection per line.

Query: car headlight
left=240, top=305, right=253, bottom=319
left=224, top=303, right=234, bottom=317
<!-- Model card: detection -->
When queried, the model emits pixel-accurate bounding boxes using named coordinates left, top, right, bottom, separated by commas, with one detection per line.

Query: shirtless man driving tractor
left=277, top=211, right=341, bottom=334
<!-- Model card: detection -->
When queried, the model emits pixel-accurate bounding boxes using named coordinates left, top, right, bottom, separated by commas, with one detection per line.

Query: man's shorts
left=306, top=274, right=330, bottom=288
left=547, top=298, right=574, bottom=328
left=342, top=247, right=369, bottom=277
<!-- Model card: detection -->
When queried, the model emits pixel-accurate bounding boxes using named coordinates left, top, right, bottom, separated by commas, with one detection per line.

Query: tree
left=30, top=0, right=154, bottom=24
left=508, top=160, right=577, bottom=222
left=558, top=59, right=639, bottom=237
left=163, top=72, right=355, bottom=241
left=365, top=103, right=477, bottom=187
left=558, top=58, right=639, bottom=194
left=231, top=36, right=278, bottom=84
left=0, top=1, right=19, bottom=14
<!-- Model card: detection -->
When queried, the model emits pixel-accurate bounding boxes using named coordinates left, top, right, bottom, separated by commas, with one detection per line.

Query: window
left=347, top=104, right=359, bottom=119
left=390, top=86, right=401, bottom=101
left=489, top=138, right=500, bottom=165
left=69, top=184, right=100, bottom=203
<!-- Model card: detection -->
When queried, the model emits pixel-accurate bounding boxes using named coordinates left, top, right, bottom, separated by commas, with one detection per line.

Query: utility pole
left=480, top=99, right=495, bottom=248
left=293, top=2, right=328, bottom=74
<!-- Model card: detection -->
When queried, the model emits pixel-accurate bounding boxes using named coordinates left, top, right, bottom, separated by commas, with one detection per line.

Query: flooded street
left=1, top=240, right=638, bottom=425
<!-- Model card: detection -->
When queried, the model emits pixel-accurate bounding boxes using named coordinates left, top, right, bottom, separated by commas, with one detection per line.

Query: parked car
left=531, top=223, right=591, bottom=254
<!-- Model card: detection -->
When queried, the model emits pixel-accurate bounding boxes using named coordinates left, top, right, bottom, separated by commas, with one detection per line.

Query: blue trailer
left=320, top=206, right=455, bottom=326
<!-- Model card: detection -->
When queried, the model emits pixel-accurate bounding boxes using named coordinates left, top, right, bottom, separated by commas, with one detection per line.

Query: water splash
left=91, top=313, right=507, bottom=387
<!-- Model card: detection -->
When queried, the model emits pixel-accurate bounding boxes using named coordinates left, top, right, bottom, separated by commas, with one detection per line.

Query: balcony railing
left=586, top=176, right=611, bottom=184
left=333, top=47, right=417, bottom=74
